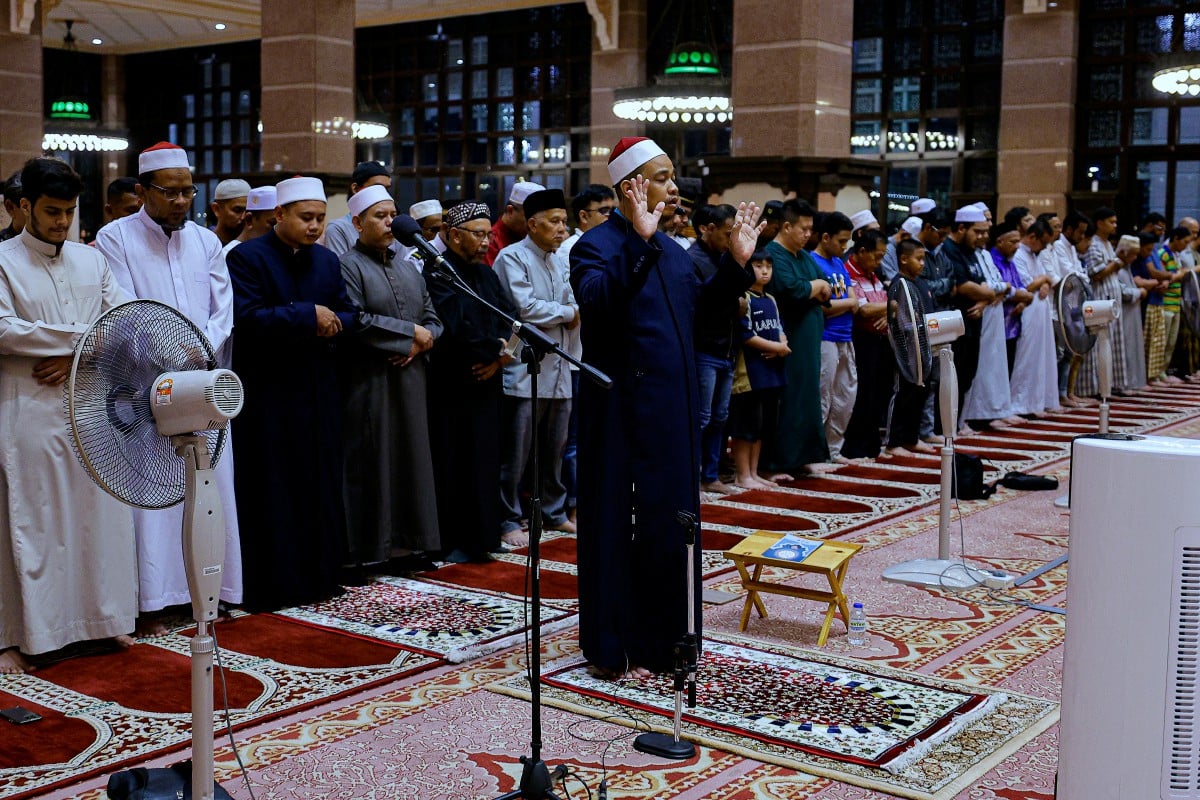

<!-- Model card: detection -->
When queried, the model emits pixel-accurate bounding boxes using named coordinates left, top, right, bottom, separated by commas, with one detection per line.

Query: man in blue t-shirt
left=810, top=211, right=859, bottom=464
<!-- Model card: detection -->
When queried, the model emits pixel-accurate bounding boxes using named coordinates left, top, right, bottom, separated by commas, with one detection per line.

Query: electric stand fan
left=66, top=300, right=243, bottom=800
left=880, top=279, right=981, bottom=589
left=1052, top=273, right=1118, bottom=509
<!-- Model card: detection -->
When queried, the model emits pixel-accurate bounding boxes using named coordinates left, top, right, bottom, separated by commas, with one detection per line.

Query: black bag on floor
left=107, top=763, right=234, bottom=800
left=996, top=470, right=1059, bottom=491
left=951, top=452, right=994, bottom=500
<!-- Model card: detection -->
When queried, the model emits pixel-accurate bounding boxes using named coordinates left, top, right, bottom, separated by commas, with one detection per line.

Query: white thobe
left=95, top=209, right=243, bottom=610
left=0, top=230, right=136, bottom=654
left=1009, top=244, right=1060, bottom=415
left=963, top=248, right=1015, bottom=421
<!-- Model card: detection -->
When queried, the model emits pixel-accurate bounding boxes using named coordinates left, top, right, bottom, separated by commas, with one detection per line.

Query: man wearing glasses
left=424, top=201, right=518, bottom=563
left=560, top=184, right=616, bottom=262
left=95, top=142, right=241, bottom=635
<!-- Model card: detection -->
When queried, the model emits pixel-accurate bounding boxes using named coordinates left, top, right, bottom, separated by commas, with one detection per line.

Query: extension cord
left=984, top=570, right=1015, bottom=590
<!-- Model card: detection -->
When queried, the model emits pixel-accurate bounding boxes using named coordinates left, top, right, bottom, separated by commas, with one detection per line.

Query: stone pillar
left=259, top=0, right=355, bottom=174
left=100, top=54, right=128, bottom=187
left=730, top=0, right=852, bottom=159
left=0, top=6, right=43, bottom=181
left=996, top=0, right=1078, bottom=215
left=588, top=0, right=646, bottom=184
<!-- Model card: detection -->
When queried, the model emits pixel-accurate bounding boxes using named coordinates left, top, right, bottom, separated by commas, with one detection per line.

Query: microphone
left=392, top=214, right=451, bottom=272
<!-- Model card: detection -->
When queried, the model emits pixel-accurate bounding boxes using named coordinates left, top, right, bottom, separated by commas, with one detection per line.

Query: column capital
left=585, top=0, right=619, bottom=52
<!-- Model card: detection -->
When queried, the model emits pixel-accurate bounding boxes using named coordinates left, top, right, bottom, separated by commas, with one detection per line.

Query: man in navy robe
left=569, top=137, right=763, bottom=677
left=226, top=176, right=358, bottom=611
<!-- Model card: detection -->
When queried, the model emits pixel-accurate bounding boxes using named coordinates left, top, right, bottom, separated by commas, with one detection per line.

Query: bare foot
left=599, top=665, right=652, bottom=680
left=501, top=529, right=530, bottom=548
left=921, top=435, right=943, bottom=445
left=884, top=446, right=913, bottom=458
left=762, top=472, right=793, bottom=483
left=111, top=634, right=135, bottom=649
left=732, top=477, right=763, bottom=490
left=802, top=462, right=838, bottom=474
left=831, top=455, right=863, bottom=465
left=135, top=615, right=171, bottom=639
left=957, top=425, right=976, bottom=437
left=912, top=441, right=937, bottom=454
left=753, top=475, right=779, bottom=488
left=0, top=647, right=32, bottom=674
left=701, top=481, right=737, bottom=495
left=1060, top=395, right=1079, bottom=408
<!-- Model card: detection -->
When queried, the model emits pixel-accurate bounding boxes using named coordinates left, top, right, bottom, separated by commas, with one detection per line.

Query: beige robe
left=0, top=229, right=136, bottom=655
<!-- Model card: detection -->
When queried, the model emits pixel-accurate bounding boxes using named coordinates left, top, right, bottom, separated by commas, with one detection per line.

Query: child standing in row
left=730, top=251, right=789, bottom=488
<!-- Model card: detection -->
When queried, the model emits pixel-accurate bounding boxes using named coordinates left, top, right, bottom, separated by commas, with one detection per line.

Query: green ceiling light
left=663, top=42, right=721, bottom=76
left=612, top=2, right=731, bottom=128
left=50, top=100, right=92, bottom=120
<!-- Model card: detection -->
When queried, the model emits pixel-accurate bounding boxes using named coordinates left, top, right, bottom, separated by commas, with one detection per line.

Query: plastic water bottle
left=847, top=602, right=868, bottom=646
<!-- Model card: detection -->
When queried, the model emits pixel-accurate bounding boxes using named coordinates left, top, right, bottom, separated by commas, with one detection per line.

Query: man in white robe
left=95, top=142, right=242, bottom=633
left=0, top=157, right=135, bottom=673
left=1010, top=220, right=1060, bottom=415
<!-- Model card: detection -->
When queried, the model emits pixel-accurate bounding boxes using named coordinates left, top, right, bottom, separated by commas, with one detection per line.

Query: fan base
left=882, top=558, right=983, bottom=590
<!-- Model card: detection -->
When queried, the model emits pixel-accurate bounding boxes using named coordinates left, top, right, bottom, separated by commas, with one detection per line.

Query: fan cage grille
left=65, top=300, right=226, bottom=510
left=1057, top=273, right=1097, bottom=358
left=887, top=278, right=931, bottom=387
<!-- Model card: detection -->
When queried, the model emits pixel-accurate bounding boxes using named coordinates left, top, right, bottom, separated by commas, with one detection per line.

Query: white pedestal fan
left=66, top=300, right=243, bottom=800
left=880, top=278, right=981, bottom=590
left=1052, top=272, right=1118, bottom=509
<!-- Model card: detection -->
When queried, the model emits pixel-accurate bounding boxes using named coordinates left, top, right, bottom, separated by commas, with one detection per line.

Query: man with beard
left=425, top=201, right=518, bottom=563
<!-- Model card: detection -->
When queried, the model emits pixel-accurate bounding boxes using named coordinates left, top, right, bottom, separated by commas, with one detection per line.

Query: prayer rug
left=275, top=576, right=576, bottom=663
left=417, top=530, right=748, bottom=605
left=489, top=637, right=1058, bottom=800
left=0, top=613, right=440, bottom=799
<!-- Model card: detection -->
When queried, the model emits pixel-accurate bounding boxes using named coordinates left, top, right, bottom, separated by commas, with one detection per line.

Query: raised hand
left=729, top=202, right=767, bottom=266
left=624, top=174, right=664, bottom=242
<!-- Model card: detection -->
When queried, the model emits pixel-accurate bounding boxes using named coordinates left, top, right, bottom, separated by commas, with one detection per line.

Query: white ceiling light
left=214, top=23, right=226, bottom=31
left=43, top=133, right=129, bottom=152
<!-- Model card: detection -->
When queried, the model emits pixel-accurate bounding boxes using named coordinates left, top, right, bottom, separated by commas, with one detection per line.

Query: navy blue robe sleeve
left=227, top=245, right=319, bottom=337
left=570, top=227, right=661, bottom=307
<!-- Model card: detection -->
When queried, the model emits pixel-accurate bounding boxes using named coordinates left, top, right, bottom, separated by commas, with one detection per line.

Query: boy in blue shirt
left=730, top=250, right=790, bottom=488
left=810, top=212, right=859, bottom=464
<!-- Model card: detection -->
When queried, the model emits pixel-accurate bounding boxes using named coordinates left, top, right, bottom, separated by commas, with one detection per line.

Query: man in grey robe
left=339, top=185, right=443, bottom=572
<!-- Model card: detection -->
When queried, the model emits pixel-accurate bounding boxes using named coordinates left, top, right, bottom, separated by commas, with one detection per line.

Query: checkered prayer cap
left=445, top=201, right=491, bottom=227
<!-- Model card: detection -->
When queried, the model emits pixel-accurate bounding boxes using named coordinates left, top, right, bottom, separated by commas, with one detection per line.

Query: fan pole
left=1097, top=328, right=1112, bottom=435
left=882, top=343, right=981, bottom=590
left=177, top=436, right=232, bottom=800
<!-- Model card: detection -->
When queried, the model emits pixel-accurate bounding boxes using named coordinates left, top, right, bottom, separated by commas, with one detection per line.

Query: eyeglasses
left=454, top=226, right=494, bottom=241
left=588, top=206, right=614, bottom=216
left=149, top=183, right=198, bottom=201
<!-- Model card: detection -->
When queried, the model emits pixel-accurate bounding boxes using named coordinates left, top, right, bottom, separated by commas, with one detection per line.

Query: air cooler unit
left=1059, top=434, right=1200, bottom=799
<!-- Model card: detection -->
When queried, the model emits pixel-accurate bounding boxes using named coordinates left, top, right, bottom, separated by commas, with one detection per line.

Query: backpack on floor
left=951, top=452, right=995, bottom=500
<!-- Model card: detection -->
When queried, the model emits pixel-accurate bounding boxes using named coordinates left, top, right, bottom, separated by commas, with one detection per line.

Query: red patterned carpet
left=8, top=382, right=1200, bottom=799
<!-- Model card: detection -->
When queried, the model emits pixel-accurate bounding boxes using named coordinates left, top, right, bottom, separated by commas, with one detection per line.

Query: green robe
left=764, top=241, right=828, bottom=471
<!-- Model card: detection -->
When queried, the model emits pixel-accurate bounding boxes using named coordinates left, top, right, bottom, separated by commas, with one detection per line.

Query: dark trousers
left=887, top=374, right=930, bottom=447
left=943, top=333, right=980, bottom=432
left=843, top=330, right=893, bottom=458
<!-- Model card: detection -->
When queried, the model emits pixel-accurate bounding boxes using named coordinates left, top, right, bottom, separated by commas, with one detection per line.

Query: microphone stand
left=417, top=251, right=610, bottom=800
left=632, top=510, right=699, bottom=760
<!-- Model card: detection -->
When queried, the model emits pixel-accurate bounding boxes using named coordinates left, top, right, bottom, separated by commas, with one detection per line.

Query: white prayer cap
left=901, top=216, right=923, bottom=238
left=246, top=186, right=276, bottom=211
left=213, top=179, right=251, bottom=201
left=955, top=205, right=987, bottom=223
left=849, top=209, right=878, bottom=232
left=348, top=184, right=393, bottom=217
left=275, top=176, right=326, bottom=206
left=910, top=198, right=937, bottom=215
left=138, top=141, right=190, bottom=174
left=410, top=199, right=443, bottom=219
left=606, top=136, right=668, bottom=185
left=971, top=201, right=990, bottom=214
left=509, top=181, right=546, bottom=206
